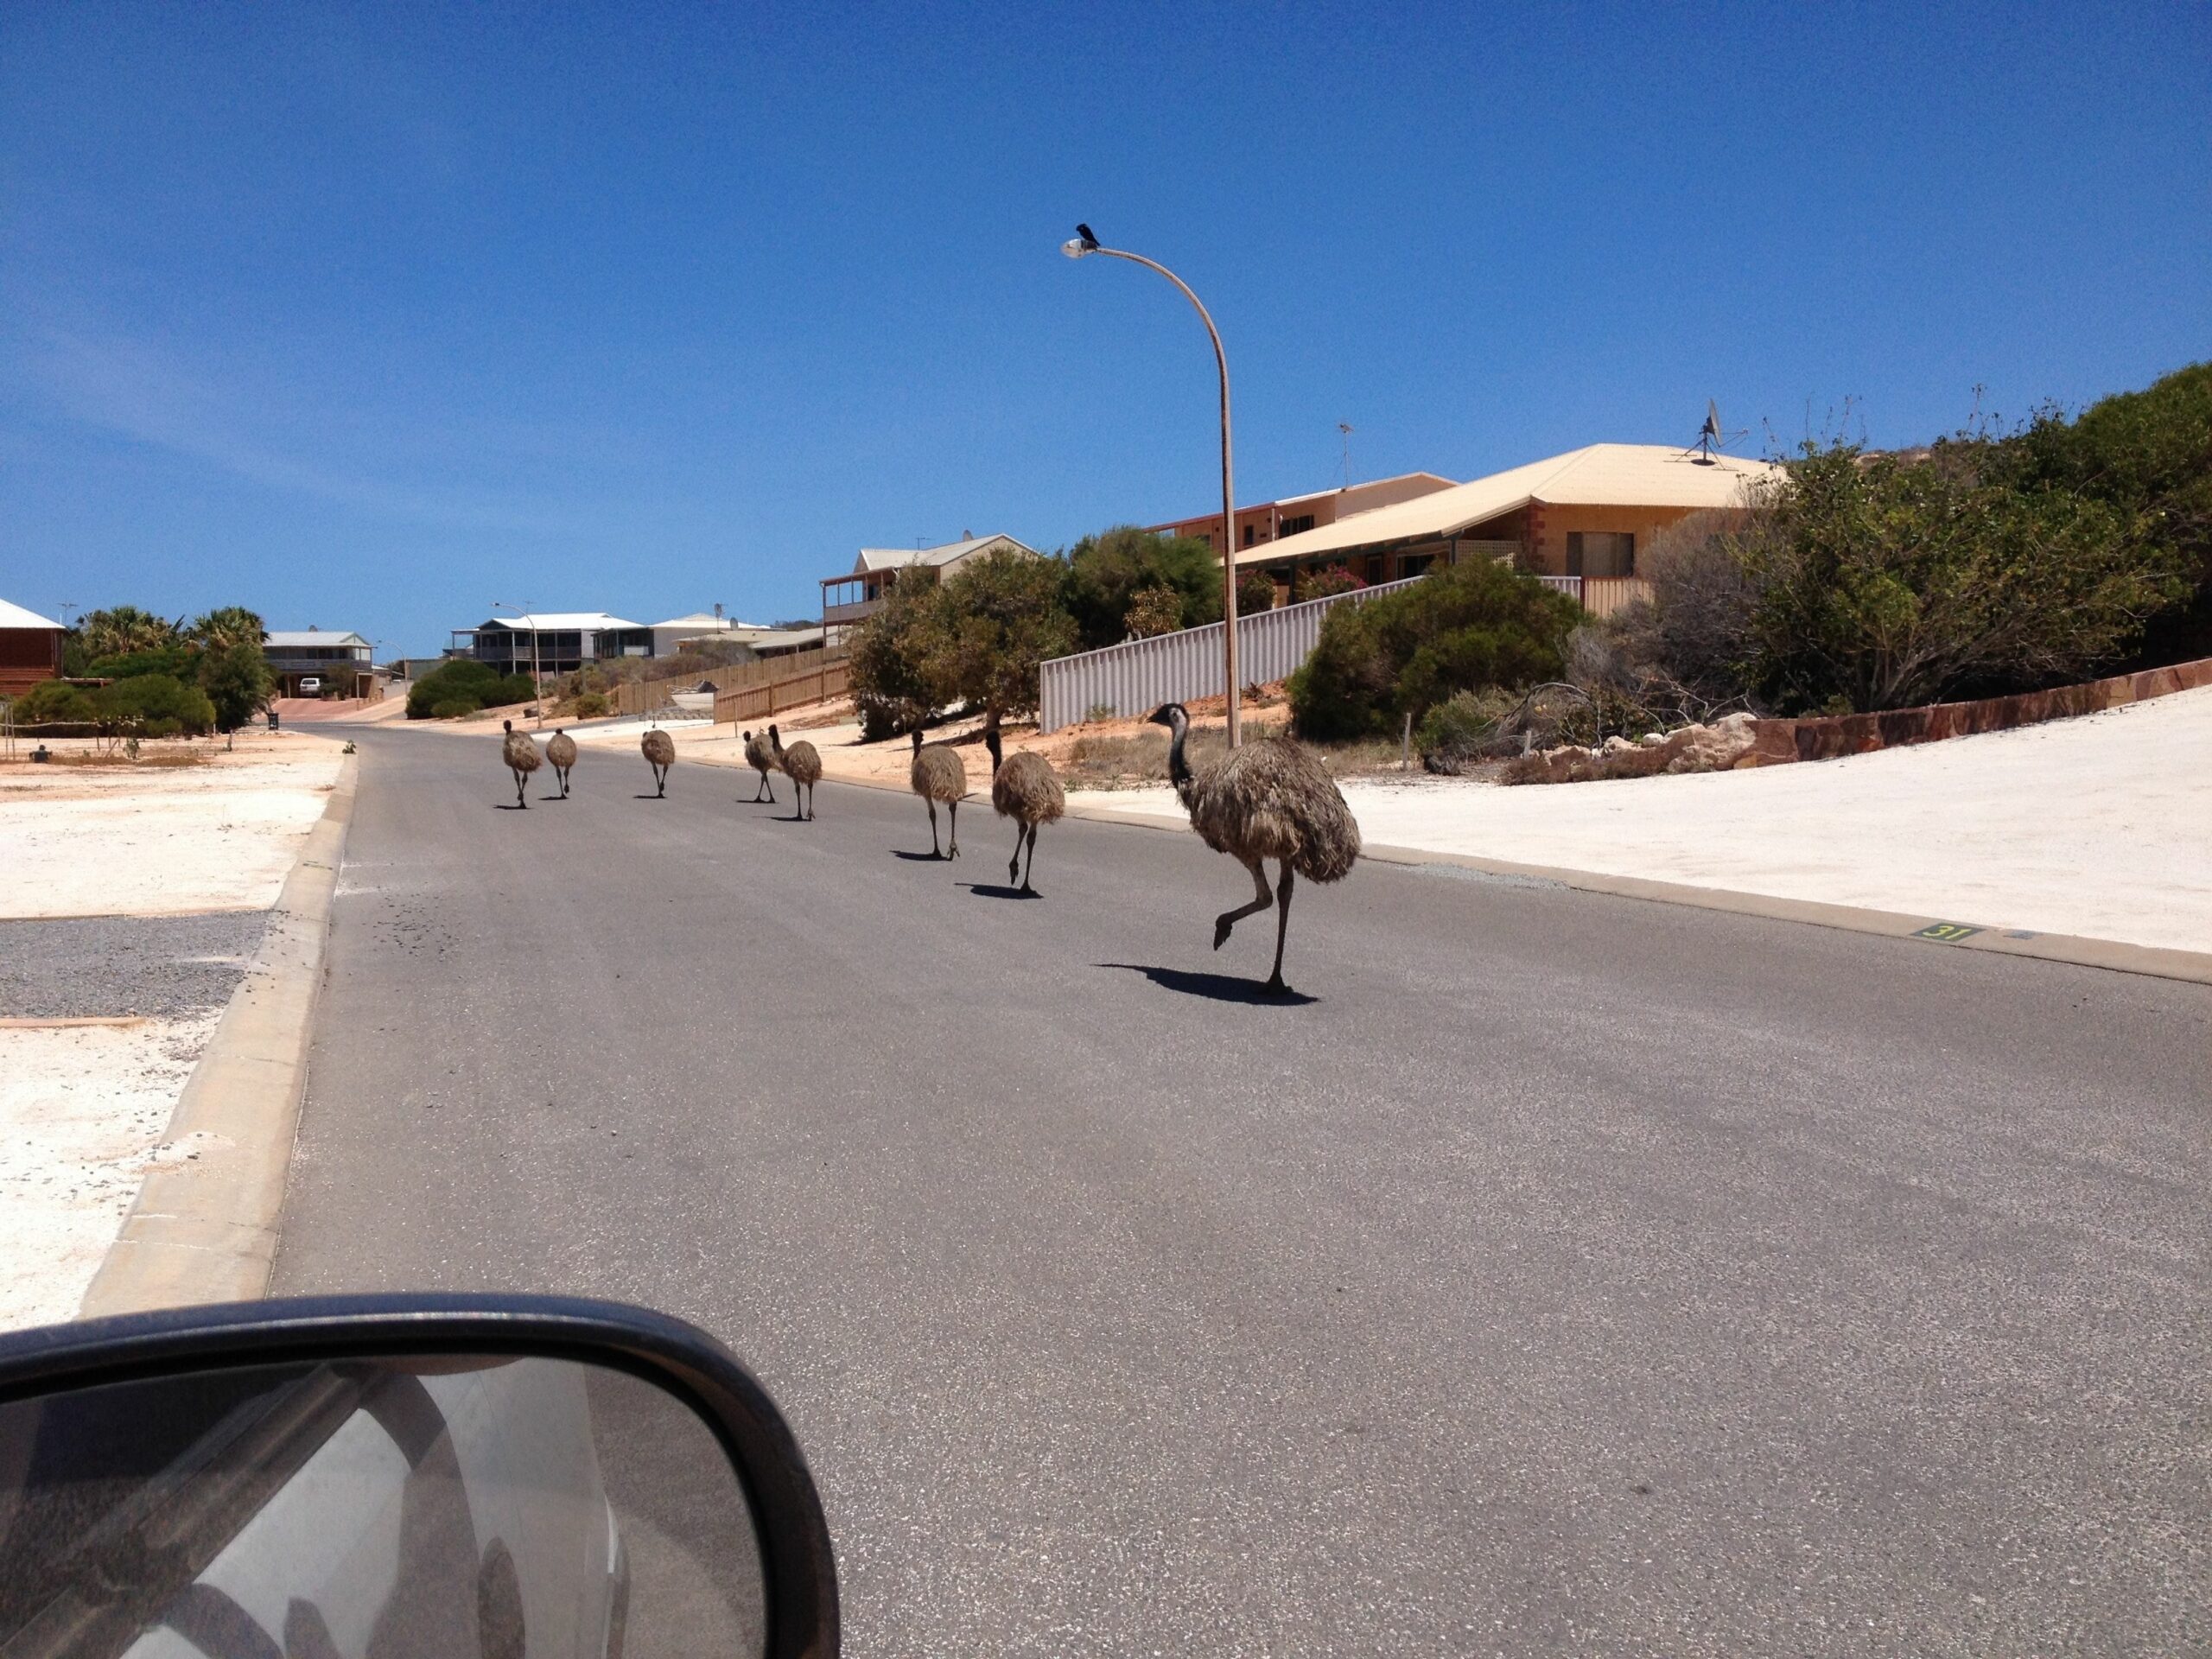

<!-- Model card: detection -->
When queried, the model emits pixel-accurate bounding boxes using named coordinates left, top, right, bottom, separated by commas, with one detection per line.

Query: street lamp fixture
left=1059, top=222, right=1243, bottom=747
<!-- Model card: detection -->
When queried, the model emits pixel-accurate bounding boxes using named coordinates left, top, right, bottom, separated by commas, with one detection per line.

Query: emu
left=982, top=720, right=1064, bottom=893
left=545, top=728, right=577, bottom=798
left=769, top=724, right=820, bottom=821
left=500, top=720, right=541, bottom=809
left=742, top=728, right=777, bottom=803
left=1147, top=702, right=1359, bottom=995
left=641, top=726, right=675, bottom=797
left=908, top=728, right=968, bottom=858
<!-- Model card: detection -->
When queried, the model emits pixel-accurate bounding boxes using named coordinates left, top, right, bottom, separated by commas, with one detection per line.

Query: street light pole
left=493, top=599, right=543, bottom=729
left=1063, top=226, right=1242, bottom=747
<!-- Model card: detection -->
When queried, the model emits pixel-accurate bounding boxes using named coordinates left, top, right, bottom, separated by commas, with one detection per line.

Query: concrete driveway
left=273, top=725, right=2209, bottom=1657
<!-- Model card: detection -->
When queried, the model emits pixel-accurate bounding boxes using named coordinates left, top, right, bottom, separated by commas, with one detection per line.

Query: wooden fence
left=614, top=645, right=844, bottom=717
left=711, top=658, right=852, bottom=725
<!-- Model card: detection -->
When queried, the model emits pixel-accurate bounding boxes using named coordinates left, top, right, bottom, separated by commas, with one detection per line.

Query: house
left=1147, top=472, right=1459, bottom=559
left=264, top=628, right=377, bottom=698
left=1235, top=443, right=1781, bottom=602
left=452, top=613, right=653, bottom=677
left=820, top=534, right=1039, bottom=645
left=0, top=597, right=67, bottom=696
left=650, top=611, right=775, bottom=658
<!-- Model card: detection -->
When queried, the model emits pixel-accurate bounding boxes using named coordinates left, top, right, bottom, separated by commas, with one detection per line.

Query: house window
left=1243, top=524, right=1255, bottom=547
left=1281, top=513, right=1317, bottom=537
left=1567, top=531, right=1636, bottom=578
left=1363, top=554, right=1383, bottom=585
left=1397, top=553, right=1435, bottom=579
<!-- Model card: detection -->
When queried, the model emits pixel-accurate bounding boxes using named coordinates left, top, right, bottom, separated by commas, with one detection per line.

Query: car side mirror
left=0, top=1294, right=839, bottom=1657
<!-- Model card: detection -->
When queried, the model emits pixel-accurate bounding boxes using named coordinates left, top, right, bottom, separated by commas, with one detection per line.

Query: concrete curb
left=78, top=753, right=359, bottom=1317
left=1046, top=796, right=2212, bottom=988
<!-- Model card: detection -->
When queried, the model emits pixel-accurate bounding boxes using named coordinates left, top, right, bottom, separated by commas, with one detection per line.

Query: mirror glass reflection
left=0, top=1354, right=766, bottom=1657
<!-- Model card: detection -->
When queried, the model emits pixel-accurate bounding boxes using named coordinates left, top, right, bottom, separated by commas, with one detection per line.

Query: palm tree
left=188, top=606, right=266, bottom=652
left=77, top=606, right=181, bottom=661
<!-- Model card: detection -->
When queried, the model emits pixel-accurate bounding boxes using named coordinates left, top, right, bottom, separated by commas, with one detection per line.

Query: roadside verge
left=78, top=753, right=359, bottom=1316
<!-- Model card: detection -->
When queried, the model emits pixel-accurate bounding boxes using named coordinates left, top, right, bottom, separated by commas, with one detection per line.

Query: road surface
left=274, top=725, right=2209, bottom=1656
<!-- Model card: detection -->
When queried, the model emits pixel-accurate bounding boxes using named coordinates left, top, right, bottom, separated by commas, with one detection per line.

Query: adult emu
left=982, top=719, right=1064, bottom=893
left=545, top=728, right=577, bottom=798
left=908, top=728, right=968, bottom=858
left=742, top=728, right=777, bottom=802
left=1147, top=702, right=1359, bottom=995
left=769, top=724, right=821, bottom=821
left=500, top=720, right=541, bottom=809
left=641, top=726, right=676, bottom=797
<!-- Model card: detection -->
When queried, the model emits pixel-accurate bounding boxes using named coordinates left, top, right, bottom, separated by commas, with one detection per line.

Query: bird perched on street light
left=1075, top=223, right=1100, bottom=251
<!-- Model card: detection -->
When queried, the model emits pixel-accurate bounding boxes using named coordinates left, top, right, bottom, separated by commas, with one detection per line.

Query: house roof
left=650, top=613, right=769, bottom=632
left=1270, top=471, right=1460, bottom=512
left=0, top=598, right=65, bottom=631
left=265, top=629, right=372, bottom=649
left=1236, top=443, right=1783, bottom=566
left=747, top=626, right=827, bottom=652
left=477, top=613, right=645, bottom=632
left=847, top=533, right=1034, bottom=575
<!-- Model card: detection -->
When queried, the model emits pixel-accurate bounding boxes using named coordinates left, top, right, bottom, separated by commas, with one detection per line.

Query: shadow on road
left=1096, top=963, right=1318, bottom=1006
left=891, top=849, right=949, bottom=861
left=961, top=883, right=1039, bottom=901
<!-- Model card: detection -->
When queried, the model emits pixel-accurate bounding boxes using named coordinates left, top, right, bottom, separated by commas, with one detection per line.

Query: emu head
left=503, top=720, right=513, bottom=733
left=910, top=728, right=922, bottom=753
left=1146, top=703, right=1186, bottom=732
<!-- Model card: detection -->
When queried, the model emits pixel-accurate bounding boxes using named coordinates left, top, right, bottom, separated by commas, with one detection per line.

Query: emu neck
left=1166, top=716, right=1194, bottom=795
left=983, top=730, right=1002, bottom=776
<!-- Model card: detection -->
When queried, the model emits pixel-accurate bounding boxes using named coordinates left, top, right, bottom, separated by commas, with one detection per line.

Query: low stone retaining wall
left=1748, top=655, right=2212, bottom=765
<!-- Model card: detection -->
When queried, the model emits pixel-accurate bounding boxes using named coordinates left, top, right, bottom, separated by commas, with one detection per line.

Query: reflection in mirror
left=0, top=1356, right=766, bottom=1657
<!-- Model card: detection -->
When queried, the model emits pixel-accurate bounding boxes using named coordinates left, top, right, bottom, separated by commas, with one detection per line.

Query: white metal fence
left=1037, top=576, right=1425, bottom=733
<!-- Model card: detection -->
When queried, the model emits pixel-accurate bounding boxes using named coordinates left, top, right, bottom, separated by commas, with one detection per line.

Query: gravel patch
left=0, top=912, right=269, bottom=1020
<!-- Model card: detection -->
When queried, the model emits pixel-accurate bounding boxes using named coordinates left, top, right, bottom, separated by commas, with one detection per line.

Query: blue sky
left=3, top=3, right=2205, bottom=657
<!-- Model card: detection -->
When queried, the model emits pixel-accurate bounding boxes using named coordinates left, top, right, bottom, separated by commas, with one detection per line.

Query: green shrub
left=1414, top=686, right=1520, bottom=760
left=199, top=642, right=275, bottom=734
left=1289, top=559, right=1580, bottom=740
left=407, top=659, right=535, bottom=720
left=12, top=681, right=97, bottom=724
left=429, top=697, right=479, bottom=720
left=572, top=690, right=611, bottom=718
left=1124, top=586, right=1185, bottom=639
left=849, top=573, right=957, bottom=741
left=934, top=549, right=1077, bottom=721
left=89, top=674, right=216, bottom=734
left=1294, top=565, right=1366, bottom=603
left=86, top=645, right=200, bottom=682
left=1062, top=526, right=1223, bottom=648
left=1236, top=569, right=1278, bottom=615
left=1733, top=441, right=2188, bottom=713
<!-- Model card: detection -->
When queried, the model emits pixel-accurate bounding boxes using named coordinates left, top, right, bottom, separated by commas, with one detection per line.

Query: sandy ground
left=0, top=732, right=346, bottom=918
left=0, top=730, right=343, bottom=1326
left=1077, top=685, right=2212, bottom=954
left=0, top=1014, right=224, bottom=1329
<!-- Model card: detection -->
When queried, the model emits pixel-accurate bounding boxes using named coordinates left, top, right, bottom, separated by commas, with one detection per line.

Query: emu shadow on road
left=961, top=882, right=1039, bottom=901
left=1097, top=963, right=1319, bottom=1006
left=891, top=849, right=945, bottom=861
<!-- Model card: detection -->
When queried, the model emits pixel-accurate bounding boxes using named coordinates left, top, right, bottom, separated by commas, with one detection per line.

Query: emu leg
left=1213, top=857, right=1274, bottom=950
left=656, top=764, right=667, bottom=798
left=1020, top=823, right=1039, bottom=893
left=514, top=770, right=527, bottom=810
left=948, top=800, right=959, bottom=858
left=1008, top=822, right=1024, bottom=886
left=1264, top=861, right=1297, bottom=993
left=928, top=800, right=942, bottom=856
left=804, top=782, right=815, bottom=821
left=756, top=770, right=773, bottom=803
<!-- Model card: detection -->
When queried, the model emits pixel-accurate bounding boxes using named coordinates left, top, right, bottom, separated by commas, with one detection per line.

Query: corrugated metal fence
left=1037, top=576, right=1425, bottom=734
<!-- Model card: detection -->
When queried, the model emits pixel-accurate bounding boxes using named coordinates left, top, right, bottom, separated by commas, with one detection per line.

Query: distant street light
left=492, top=598, right=543, bottom=729
left=1061, top=224, right=1244, bottom=747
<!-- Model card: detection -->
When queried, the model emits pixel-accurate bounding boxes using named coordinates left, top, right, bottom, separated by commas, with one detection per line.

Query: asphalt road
left=273, top=726, right=2209, bottom=1656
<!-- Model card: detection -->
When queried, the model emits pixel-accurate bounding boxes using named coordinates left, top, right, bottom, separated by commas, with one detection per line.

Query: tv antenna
left=1688, top=399, right=1749, bottom=465
left=1337, top=422, right=1354, bottom=488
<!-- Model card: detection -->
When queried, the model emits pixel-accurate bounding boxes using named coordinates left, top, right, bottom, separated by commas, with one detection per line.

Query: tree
left=188, top=606, right=267, bottom=653
left=932, top=550, right=1077, bottom=721
left=1061, top=526, right=1223, bottom=648
left=76, top=606, right=181, bottom=661
left=1732, top=442, right=2186, bottom=713
left=1293, top=565, right=1366, bottom=603
left=1124, top=586, right=1185, bottom=639
left=200, top=641, right=276, bottom=742
left=1288, top=558, right=1580, bottom=740
left=87, top=674, right=216, bottom=736
left=405, top=659, right=536, bottom=720
left=1237, top=569, right=1279, bottom=615
left=848, top=572, right=957, bottom=741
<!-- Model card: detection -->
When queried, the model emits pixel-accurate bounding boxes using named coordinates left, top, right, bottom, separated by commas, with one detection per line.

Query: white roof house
left=480, top=612, right=646, bottom=633
left=822, top=534, right=1039, bottom=644
left=0, top=598, right=65, bottom=632
left=264, top=629, right=372, bottom=652
left=1236, top=443, right=1781, bottom=573
left=650, top=612, right=775, bottom=657
left=843, top=533, right=1038, bottom=576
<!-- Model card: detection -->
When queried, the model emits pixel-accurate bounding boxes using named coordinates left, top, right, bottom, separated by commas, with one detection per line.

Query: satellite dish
left=1688, top=399, right=1748, bottom=464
